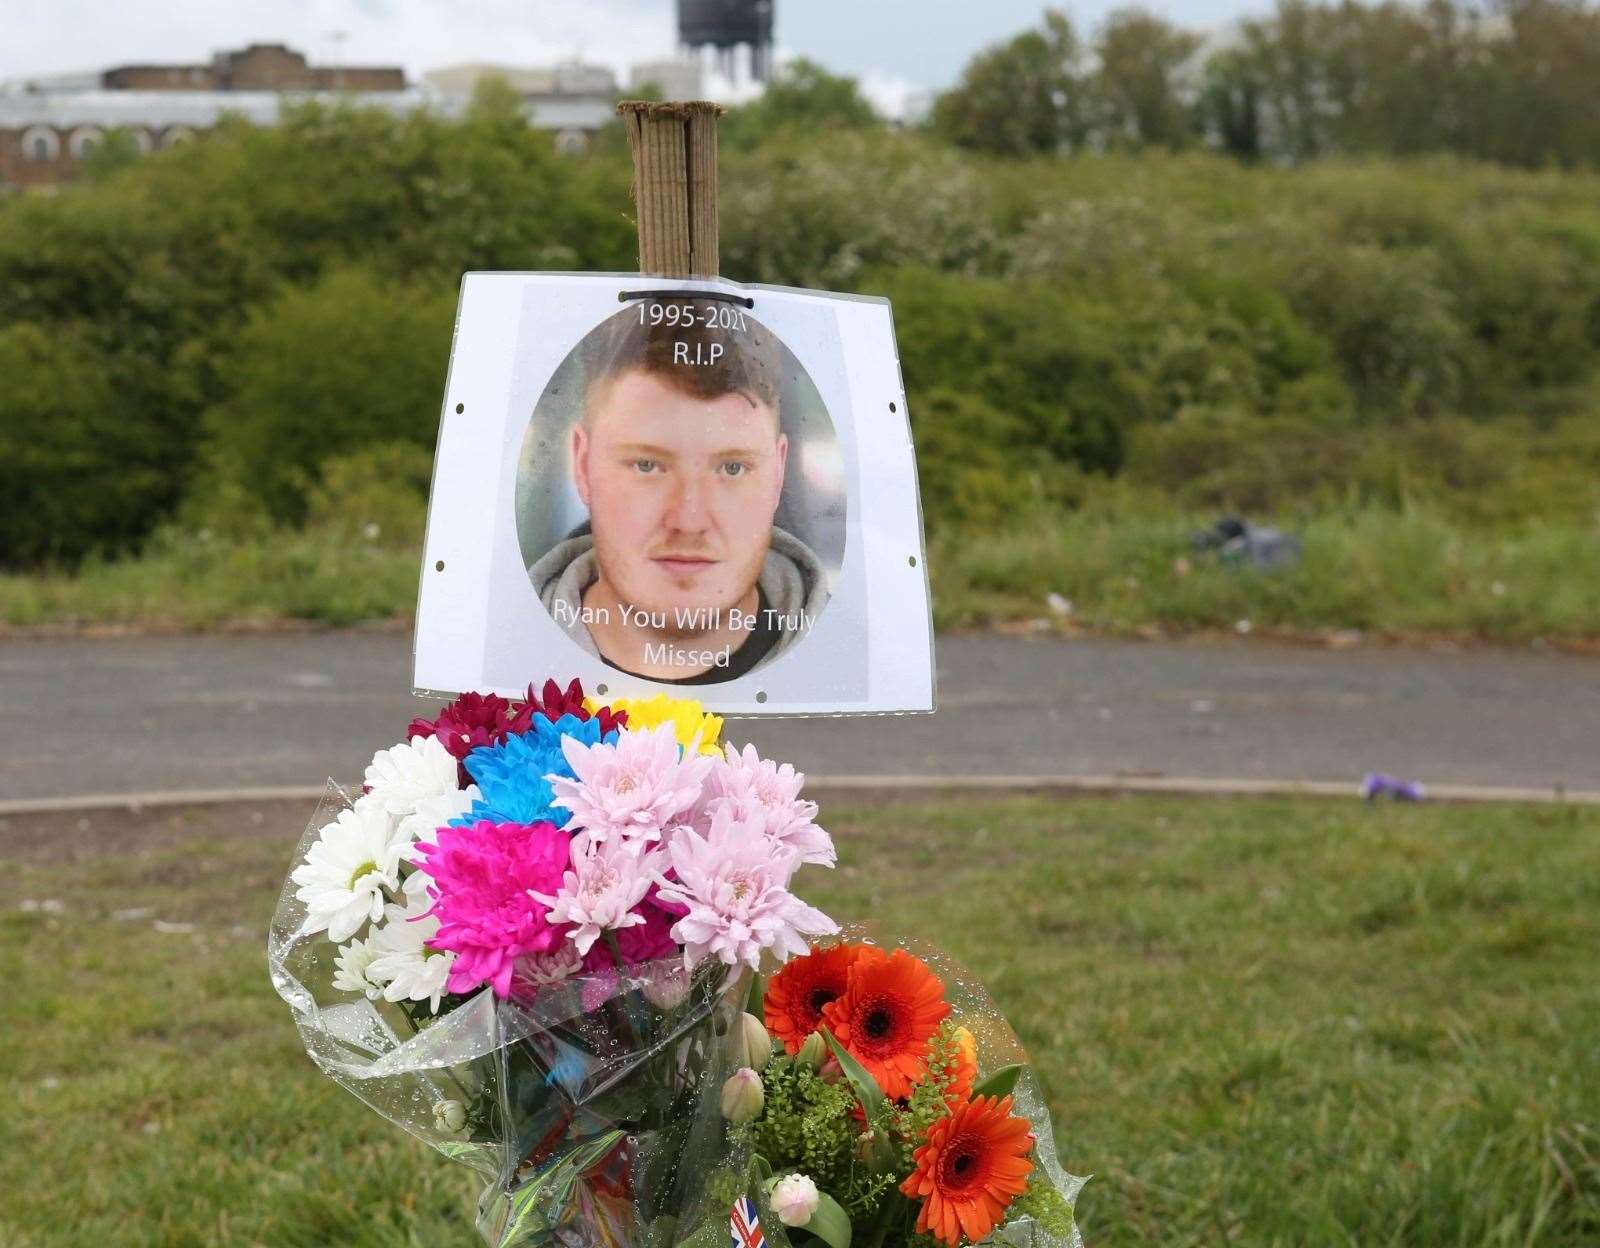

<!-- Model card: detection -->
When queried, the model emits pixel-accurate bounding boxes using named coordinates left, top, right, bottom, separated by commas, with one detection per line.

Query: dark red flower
left=507, top=678, right=628, bottom=737
left=409, top=691, right=522, bottom=784
left=409, top=681, right=628, bottom=786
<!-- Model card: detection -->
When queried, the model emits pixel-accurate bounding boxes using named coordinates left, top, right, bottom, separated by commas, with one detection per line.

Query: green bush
left=0, top=323, right=189, bottom=565
left=303, top=442, right=433, bottom=547
left=0, top=94, right=634, bottom=567
left=883, top=265, right=1137, bottom=481
left=7, top=110, right=1600, bottom=569
left=201, top=268, right=454, bottom=524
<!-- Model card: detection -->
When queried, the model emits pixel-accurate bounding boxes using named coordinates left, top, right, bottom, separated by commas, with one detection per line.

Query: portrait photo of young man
left=526, top=302, right=833, bottom=685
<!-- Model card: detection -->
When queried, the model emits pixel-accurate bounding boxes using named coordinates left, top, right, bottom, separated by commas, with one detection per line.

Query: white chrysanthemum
left=397, top=783, right=480, bottom=845
left=331, top=936, right=386, bottom=1000
left=367, top=892, right=454, bottom=1014
left=291, top=802, right=410, bottom=942
left=363, top=734, right=461, bottom=819
left=401, top=862, right=436, bottom=900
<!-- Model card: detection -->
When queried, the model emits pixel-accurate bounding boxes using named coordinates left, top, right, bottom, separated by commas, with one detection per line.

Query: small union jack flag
left=731, top=1195, right=766, bottom=1248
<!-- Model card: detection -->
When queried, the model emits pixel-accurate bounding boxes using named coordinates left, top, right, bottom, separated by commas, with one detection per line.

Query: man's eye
left=632, top=459, right=660, bottom=473
left=720, top=461, right=750, bottom=478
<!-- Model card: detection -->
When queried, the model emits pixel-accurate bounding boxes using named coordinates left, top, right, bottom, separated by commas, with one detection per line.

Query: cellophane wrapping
left=707, top=932, right=1087, bottom=1248
left=269, top=782, right=749, bottom=1248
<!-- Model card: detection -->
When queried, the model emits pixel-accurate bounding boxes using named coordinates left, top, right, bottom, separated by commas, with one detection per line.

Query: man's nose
left=664, top=470, right=710, bottom=532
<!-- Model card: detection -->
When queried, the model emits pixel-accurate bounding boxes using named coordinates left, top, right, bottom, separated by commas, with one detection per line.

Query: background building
left=0, top=43, right=413, bottom=190
left=421, top=61, right=623, bottom=154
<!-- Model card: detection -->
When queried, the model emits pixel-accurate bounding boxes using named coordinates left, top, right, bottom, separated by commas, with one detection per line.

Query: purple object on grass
left=1360, top=772, right=1426, bottom=802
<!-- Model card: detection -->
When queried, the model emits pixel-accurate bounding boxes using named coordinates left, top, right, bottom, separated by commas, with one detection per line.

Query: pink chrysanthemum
left=551, top=723, right=716, bottom=845
left=531, top=836, right=663, bottom=957
left=411, top=819, right=572, bottom=998
left=654, top=807, right=838, bottom=971
left=707, top=743, right=835, bottom=867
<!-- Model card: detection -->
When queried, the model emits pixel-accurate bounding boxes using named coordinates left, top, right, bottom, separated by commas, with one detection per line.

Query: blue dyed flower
left=457, top=713, right=617, bottom=828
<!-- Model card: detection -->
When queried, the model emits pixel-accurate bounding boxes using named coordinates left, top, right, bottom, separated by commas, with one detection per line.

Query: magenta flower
left=654, top=807, right=838, bottom=971
left=575, top=898, right=681, bottom=1012
left=550, top=723, right=716, bottom=846
left=708, top=743, right=835, bottom=867
left=411, top=819, right=571, bottom=998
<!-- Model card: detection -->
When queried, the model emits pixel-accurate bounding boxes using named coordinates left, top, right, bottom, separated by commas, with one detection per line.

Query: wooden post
left=616, top=100, right=724, bottom=278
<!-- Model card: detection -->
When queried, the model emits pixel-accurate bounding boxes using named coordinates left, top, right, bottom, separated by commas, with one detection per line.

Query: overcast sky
left=2, top=0, right=1272, bottom=104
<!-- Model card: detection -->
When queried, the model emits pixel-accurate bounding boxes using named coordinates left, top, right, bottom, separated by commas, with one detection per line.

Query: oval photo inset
left=516, top=297, right=845, bottom=687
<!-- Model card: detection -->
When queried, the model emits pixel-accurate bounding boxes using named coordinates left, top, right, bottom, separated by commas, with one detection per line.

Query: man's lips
left=652, top=556, right=717, bottom=574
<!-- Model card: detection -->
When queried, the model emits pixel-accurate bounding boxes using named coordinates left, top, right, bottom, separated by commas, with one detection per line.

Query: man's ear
left=773, top=432, right=789, bottom=503
left=570, top=423, right=592, bottom=509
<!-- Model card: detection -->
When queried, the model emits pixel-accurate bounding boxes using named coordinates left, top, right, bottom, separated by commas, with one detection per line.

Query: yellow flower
left=955, top=1025, right=979, bottom=1070
left=585, top=694, right=724, bottom=756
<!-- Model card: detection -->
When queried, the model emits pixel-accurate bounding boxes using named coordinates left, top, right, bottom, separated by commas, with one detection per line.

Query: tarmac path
left=2, top=632, right=1597, bottom=803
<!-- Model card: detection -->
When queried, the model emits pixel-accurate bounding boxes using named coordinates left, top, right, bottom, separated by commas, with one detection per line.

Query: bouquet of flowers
left=268, top=680, right=840, bottom=1247
left=712, top=937, right=1084, bottom=1248
left=269, top=679, right=1084, bottom=1248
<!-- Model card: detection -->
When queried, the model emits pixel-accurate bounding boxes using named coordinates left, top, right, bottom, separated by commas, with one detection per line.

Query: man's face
left=572, top=368, right=787, bottom=623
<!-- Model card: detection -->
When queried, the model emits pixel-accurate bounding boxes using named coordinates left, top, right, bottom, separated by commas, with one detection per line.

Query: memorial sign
left=414, top=273, right=933, bottom=713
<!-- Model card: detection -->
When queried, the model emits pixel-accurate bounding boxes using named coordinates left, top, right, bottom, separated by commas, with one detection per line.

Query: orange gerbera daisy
left=900, top=1094, right=1035, bottom=1247
left=820, top=947, right=950, bottom=1098
left=764, top=943, right=863, bottom=1054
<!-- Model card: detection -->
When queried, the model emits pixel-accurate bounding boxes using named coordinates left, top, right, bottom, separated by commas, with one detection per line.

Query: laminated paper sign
left=414, top=273, right=934, bottom=715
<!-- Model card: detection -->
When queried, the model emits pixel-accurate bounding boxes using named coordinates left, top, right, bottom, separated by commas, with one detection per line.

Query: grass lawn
left=6, top=505, right=1600, bottom=647
left=3, top=794, right=1597, bottom=1247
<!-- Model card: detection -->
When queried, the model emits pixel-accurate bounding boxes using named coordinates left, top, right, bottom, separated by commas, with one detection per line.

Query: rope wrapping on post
left=616, top=100, right=724, bottom=278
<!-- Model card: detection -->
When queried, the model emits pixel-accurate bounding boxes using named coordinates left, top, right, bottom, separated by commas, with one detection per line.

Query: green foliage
left=932, top=10, right=1086, bottom=155
left=78, top=128, right=143, bottom=182
left=0, top=97, right=633, bottom=568
left=722, top=59, right=882, bottom=151
left=882, top=266, right=1133, bottom=490
left=0, top=323, right=187, bottom=565
left=941, top=0, right=1600, bottom=168
left=1006, top=1174, right=1077, bottom=1241
left=6, top=90, right=1600, bottom=654
left=1091, top=8, right=1203, bottom=150
left=201, top=268, right=454, bottom=523
left=302, top=442, right=435, bottom=547
left=751, top=1055, right=899, bottom=1220
left=1209, top=0, right=1600, bottom=168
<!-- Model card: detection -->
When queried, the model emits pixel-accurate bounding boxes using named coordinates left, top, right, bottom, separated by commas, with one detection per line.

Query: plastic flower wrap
left=268, top=680, right=841, bottom=1247
left=709, top=932, right=1087, bottom=1248
left=271, top=681, right=1086, bottom=1247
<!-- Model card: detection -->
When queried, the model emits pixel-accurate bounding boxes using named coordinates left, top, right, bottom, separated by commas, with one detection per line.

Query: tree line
left=915, top=0, right=1600, bottom=168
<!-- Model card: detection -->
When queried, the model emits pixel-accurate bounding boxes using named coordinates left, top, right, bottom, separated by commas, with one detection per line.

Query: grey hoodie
left=528, top=524, right=830, bottom=671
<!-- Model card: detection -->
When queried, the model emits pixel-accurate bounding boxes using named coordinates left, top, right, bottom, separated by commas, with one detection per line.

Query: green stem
left=397, top=1000, right=476, bottom=1110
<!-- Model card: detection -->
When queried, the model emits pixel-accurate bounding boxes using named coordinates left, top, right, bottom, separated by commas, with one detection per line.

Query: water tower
left=678, top=0, right=775, bottom=81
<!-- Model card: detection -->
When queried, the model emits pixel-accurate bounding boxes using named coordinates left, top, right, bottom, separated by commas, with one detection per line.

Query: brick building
left=102, top=43, right=405, bottom=94
left=0, top=44, right=408, bottom=190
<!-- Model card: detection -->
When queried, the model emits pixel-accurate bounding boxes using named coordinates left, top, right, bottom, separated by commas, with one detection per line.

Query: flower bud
left=721, top=1067, right=764, bottom=1124
left=795, top=1032, right=827, bottom=1071
left=736, top=1013, right=773, bottom=1070
left=433, top=1099, right=466, bottom=1134
left=770, top=1173, right=820, bottom=1227
left=818, top=1057, right=843, bottom=1085
left=640, top=963, right=690, bottom=1010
